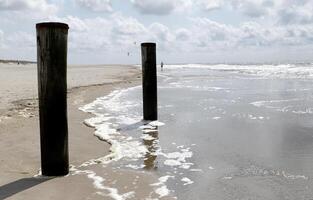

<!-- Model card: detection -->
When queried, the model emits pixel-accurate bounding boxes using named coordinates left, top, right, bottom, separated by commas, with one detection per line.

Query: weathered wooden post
left=141, top=43, right=158, bottom=121
left=36, top=22, right=69, bottom=176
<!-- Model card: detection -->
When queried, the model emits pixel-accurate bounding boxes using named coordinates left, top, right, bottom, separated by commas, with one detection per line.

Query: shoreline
left=0, top=65, right=142, bottom=180
left=0, top=64, right=175, bottom=199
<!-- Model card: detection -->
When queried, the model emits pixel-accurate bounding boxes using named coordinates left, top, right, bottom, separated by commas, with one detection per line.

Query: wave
left=164, top=63, right=313, bottom=79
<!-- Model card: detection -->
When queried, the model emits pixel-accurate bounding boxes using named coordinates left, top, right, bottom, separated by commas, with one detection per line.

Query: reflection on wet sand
left=142, top=130, right=159, bottom=170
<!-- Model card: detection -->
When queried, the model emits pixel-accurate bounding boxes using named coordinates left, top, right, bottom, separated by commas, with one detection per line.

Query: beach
left=2, top=0, right=313, bottom=199
left=74, top=63, right=313, bottom=199
left=0, top=63, right=175, bottom=199
left=2, top=62, right=313, bottom=199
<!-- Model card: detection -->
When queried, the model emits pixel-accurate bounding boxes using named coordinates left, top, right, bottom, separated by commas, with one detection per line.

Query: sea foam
left=166, top=63, right=313, bottom=79
left=79, top=85, right=197, bottom=198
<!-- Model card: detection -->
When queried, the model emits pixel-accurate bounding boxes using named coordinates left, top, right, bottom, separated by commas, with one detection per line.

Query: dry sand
left=0, top=63, right=174, bottom=199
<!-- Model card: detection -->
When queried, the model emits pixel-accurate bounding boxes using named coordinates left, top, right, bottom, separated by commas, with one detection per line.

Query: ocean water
left=81, top=64, right=313, bottom=199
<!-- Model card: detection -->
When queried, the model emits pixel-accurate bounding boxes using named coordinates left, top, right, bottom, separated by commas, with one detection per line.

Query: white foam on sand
left=78, top=87, right=159, bottom=198
left=281, top=171, right=308, bottom=180
left=164, top=80, right=229, bottom=92
left=181, top=177, right=194, bottom=185
left=139, top=120, right=165, bottom=134
left=251, top=99, right=301, bottom=108
left=140, top=134, right=156, bottom=141
left=232, top=113, right=270, bottom=121
left=150, top=175, right=174, bottom=198
left=79, top=85, right=200, bottom=198
left=161, top=149, right=193, bottom=169
left=80, top=86, right=151, bottom=166
left=70, top=166, right=134, bottom=200
left=226, top=164, right=309, bottom=181
left=250, top=98, right=313, bottom=115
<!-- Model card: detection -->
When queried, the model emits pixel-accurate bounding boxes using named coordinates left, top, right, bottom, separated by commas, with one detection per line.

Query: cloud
left=239, top=22, right=283, bottom=46
left=112, top=13, right=147, bottom=36
left=130, top=0, right=225, bottom=14
left=0, top=30, right=4, bottom=48
left=276, top=2, right=313, bottom=25
left=186, top=16, right=313, bottom=54
left=228, top=0, right=313, bottom=25
left=149, top=23, right=172, bottom=41
left=75, top=0, right=113, bottom=12
left=148, top=23, right=174, bottom=50
left=49, top=13, right=149, bottom=52
left=193, top=0, right=274, bottom=16
left=0, top=31, right=36, bottom=61
left=0, top=0, right=57, bottom=12
left=43, top=13, right=313, bottom=58
left=189, top=17, right=240, bottom=50
left=5, top=31, right=35, bottom=49
left=130, top=0, right=192, bottom=15
left=131, top=0, right=176, bottom=15
left=175, top=29, right=191, bottom=41
left=48, top=15, right=111, bottom=51
left=196, top=0, right=223, bottom=11
left=2, top=0, right=313, bottom=63
left=230, top=0, right=273, bottom=18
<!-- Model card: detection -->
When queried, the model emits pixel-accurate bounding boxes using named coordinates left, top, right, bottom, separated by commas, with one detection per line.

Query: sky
left=1, top=0, right=313, bottom=64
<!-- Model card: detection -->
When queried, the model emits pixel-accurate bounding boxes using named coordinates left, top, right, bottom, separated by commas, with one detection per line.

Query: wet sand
left=79, top=65, right=313, bottom=200
left=0, top=63, right=175, bottom=199
left=4, top=63, right=313, bottom=199
left=155, top=67, right=313, bottom=199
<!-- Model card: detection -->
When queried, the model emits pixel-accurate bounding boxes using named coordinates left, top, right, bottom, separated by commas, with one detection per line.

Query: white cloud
left=189, top=17, right=240, bottom=50
left=276, top=2, right=313, bottom=25
left=175, top=28, right=191, bottom=41
left=228, top=0, right=313, bottom=25
left=130, top=0, right=225, bottom=14
left=186, top=16, right=313, bottom=54
left=112, top=13, right=147, bottom=36
left=148, top=23, right=174, bottom=50
left=196, top=0, right=224, bottom=11
left=49, top=15, right=111, bottom=51
left=0, top=30, right=4, bottom=49
left=130, top=0, right=192, bottom=15
left=0, top=0, right=57, bottom=12
left=149, top=23, right=172, bottom=41
left=76, top=0, right=113, bottom=12
left=231, top=0, right=272, bottom=18
left=239, top=22, right=282, bottom=46
left=5, top=31, right=35, bottom=49
left=1, top=0, right=313, bottom=63
left=131, top=0, right=176, bottom=15
left=40, top=13, right=313, bottom=59
left=49, top=13, right=150, bottom=52
left=0, top=30, right=36, bottom=61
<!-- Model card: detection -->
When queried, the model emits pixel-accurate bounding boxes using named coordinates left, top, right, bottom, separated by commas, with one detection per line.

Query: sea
left=80, top=63, right=313, bottom=199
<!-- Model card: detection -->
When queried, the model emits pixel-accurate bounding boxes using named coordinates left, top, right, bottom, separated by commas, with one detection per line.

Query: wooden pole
left=141, top=43, right=158, bottom=121
left=36, top=22, right=69, bottom=176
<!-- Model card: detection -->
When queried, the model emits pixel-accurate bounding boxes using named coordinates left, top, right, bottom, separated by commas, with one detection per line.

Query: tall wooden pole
left=36, top=22, right=69, bottom=176
left=141, top=43, right=158, bottom=121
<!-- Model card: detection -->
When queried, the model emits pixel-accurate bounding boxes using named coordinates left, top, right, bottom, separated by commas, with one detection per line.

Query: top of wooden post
left=36, top=22, right=69, bottom=30
left=141, top=43, right=156, bottom=47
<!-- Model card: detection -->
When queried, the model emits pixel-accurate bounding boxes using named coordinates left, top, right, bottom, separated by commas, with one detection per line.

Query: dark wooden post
left=36, top=22, right=69, bottom=176
left=141, top=43, right=157, bottom=121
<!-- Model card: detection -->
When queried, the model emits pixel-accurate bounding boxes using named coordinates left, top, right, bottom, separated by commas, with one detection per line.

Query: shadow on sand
left=0, top=177, right=52, bottom=199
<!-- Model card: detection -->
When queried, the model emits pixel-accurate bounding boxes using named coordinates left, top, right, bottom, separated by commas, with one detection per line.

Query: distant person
left=161, top=61, right=164, bottom=71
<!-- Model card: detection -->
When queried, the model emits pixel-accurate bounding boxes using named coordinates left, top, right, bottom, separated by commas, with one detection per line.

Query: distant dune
left=0, top=59, right=36, bottom=65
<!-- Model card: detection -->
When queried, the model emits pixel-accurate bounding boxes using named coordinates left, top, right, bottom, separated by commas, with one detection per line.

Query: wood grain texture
left=36, top=22, right=69, bottom=176
left=141, top=43, right=158, bottom=121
